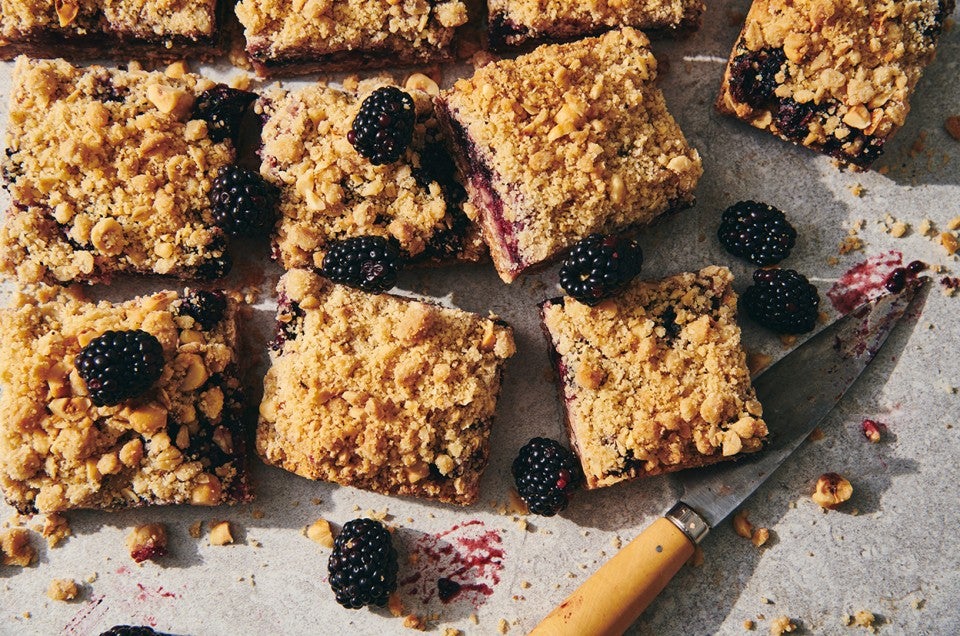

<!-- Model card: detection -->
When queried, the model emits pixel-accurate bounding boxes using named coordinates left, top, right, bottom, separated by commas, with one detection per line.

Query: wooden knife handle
left=530, top=517, right=695, bottom=636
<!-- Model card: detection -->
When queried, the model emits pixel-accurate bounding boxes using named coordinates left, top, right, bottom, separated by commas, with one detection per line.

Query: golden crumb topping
left=489, top=0, right=702, bottom=42
left=717, top=0, right=949, bottom=165
left=0, top=285, right=248, bottom=513
left=0, top=0, right=217, bottom=40
left=0, top=57, right=237, bottom=284
left=439, top=28, right=702, bottom=282
left=257, top=269, right=515, bottom=505
left=258, top=77, right=483, bottom=270
left=541, top=266, right=766, bottom=488
left=235, top=0, right=467, bottom=58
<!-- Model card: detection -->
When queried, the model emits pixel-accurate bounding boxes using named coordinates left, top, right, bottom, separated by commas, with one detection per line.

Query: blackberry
left=99, top=627, right=169, bottom=636
left=321, top=235, right=403, bottom=293
left=75, top=330, right=165, bottom=406
left=774, top=98, right=818, bottom=141
left=348, top=87, right=415, bottom=165
left=178, top=289, right=227, bottom=330
left=728, top=48, right=786, bottom=109
left=327, top=518, right=399, bottom=609
left=210, top=166, right=277, bottom=236
left=742, top=268, right=820, bottom=334
left=512, top=437, right=582, bottom=516
left=717, top=201, right=797, bottom=266
left=191, top=85, right=256, bottom=143
left=559, top=233, right=643, bottom=306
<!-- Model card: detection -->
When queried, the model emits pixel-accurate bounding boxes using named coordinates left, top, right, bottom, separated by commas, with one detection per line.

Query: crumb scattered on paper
left=209, top=521, right=234, bottom=546
left=0, top=527, right=35, bottom=566
left=46, top=578, right=79, bottom=601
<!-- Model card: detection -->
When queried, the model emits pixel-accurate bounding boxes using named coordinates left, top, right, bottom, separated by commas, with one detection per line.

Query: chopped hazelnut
left=751, top=528, right=771, bottom=547
left=733, top=510, right=754, bottom=539
left=305, top=519, right=334, bottom=548
left=126, top=523, right=168, bottom=563
left=209, top=521, right=234, bottom=546
left=812, top=473, right=854, bottom=509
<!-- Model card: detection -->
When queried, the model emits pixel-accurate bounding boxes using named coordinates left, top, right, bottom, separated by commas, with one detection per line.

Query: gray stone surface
left=0, top=2, right=958, bottom=634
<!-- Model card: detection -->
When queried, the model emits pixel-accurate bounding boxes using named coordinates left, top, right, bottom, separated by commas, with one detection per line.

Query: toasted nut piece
left=405, top=73, right=440, bottom=96
left=146, top=84, right=194, bottom=118
left=812, top=472, right=853, bottom=509
left=118, top=438, right=144, bottom=467
left=751, top=527, right=771, bottom=547
left=126, top=403, right=168, bottom=435
left=90, top=218, right=125, bottom=256
left=178, top=354, right=209, bottom=391
left=209, top=521, right=233, bottom=546
left=191, top=473, right=222, bottom=505
left=733, top=510, right=754, bottom=539
left=861, top=419, right=882, bottom=443
left=126, top=523, right=167, bottom=563
left=54, top=0, right=79, bottom=26
left=305, top=519, right=334, bottom=548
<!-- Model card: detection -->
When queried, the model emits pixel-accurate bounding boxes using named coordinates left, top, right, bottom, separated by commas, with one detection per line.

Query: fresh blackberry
left=210, top=166, right=277, bottom=236
left=99, top=627, right=169, bottom=636
left=75, top=330, right=165, bottom=406
left=348, top=87, right=415, bottom=165
left=327, top=518, right=398, bottom=609
left=559, top=233, right=643, bottom=306
left=717, top=201, right=797, bottom=266
left=728, top=48, right=786, bottom=109
left=742, top=268, right=820, bottom=334
left=321, top=235, right=403, bottom=293
left=191, top=85, right=256, bottom=143
left=178, top=289, right=227, bottom=330
left=512, top=437, right=582, bottom=516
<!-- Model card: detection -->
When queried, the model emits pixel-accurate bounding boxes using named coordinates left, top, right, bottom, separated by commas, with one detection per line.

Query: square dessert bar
left=257, top=269, right=515, bottom=505
left=234, top=0, right=469, bottom=76
left=257, top=77, right=485, bottom=271
left=540, top=266, right=767, bottom=489
left=0, top=0, right=225, bottom=61
left=488, top=0, right=704, bottom=50
left=0, top=285, right=251, bottom=514
left=716, top=0, right=954, bottom=169
left=0, top=57, right=254, bottom=284
left=436, top=28, right=703, bottom=283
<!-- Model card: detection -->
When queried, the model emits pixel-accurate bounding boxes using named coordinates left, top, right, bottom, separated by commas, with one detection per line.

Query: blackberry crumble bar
left=0, top=285, right=251, bottom=513
left=540, top=266, right=767, bottom=489
left=0, top=0, right=226, bottom=61
left=716, top=0, right=955, bottom=169
left=0, top=57, right=255, bottom=284
left=234, top=0, right=469, bottom=76
left=257, top=269, right=515, bottom=505
left=436, top=28, right=703, bottom=283
left=257, top=77, right=484, bottom=270
left=488, top=0, right=704, bottom=50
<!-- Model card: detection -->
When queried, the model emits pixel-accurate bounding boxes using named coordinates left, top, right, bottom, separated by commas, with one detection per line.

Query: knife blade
left=530, top=277, right=928, bottom=636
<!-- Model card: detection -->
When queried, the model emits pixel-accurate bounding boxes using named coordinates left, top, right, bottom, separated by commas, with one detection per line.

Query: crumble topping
left=46, top=578, right=79, bottom=601
left=127, top=522, right=167, bottom=562
left=235, top=0, right=468, bottom=65
left=438, top=28, right=702, bottom=282
left=717, top=0, right=951, bottom=167
left=0, top=57, right=237, bottom=284
left=0, top=0, right=216, bottom=39
left=257, top=77, right=483, bottom=270
left=0, top=526, right=36, bottom=565
left=0, top=285, right=249, bottom=513
left=41, top=512, right=71, bottom=547
left=489, top=0, right=703, bottom=45
left=540, top=266, right=766, bottom=488
left=257, top=269, right=515, bottom=505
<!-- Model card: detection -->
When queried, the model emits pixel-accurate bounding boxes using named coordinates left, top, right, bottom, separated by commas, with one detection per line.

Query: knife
left=530, top=277, right=928, bottom=636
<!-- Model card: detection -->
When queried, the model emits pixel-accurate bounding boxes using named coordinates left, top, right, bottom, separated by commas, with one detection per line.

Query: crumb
left=251, top=509, right=265, bottom=520
left=861, top=420, right=883, bottom=443
left=940, top=232, right=958, bottom=256
left=808, top=427, right=825, bottom=441
left=312, top=498, right=323, bottom=505
left=751, top=528, right=771, bottom=547
left=747, top=351, right=773, bottom=375
left=949, top=216, right=960, bottom=231
left=813, top=473, right=854, bottom=509
left=47, top=578, right=79, bottom=602
left=761, top=597, right=773, bottom=604
left=188, top=520, right=203, bottom=539
left=744, top=619, right=756, bottom=630
left=249, top=539, right=262, bottom=548
left=126, top=524, right=167, bottom=563
left=0, top=527, right=36, bottom=566
left=770, top=616, right=797, bottom=635
left=305, top=519, right=334, bottom=548
left=403, top=614, right=426, bottom=630
left=851, top=610, right=877, bottom=632
left=848, top=184, right=864, bottom=197
left=498, top=618, right=510, bottom=634
left=507, top=489, right=528, bottom=515
left=22, top=612, right=30, bottom=619
left=40, top=514, right=71, bottom=548
left=918, top=219, right=935, bottom=236
left=388, top=592, right=404, bottom=617
left=86, top=572, right=98, bottom=583
left=520, top=580, right=531, bottom=589
left=367, top=508, right=391, bottom=522
left=733, top=510, right=754, bottom=539
left=515, top=518, right=529, bottom=532
left=780, top=334, right=797, bottom=347
left=946, top=116, right=960, bottom=141
left=443, top=629, right=462, bottom=636
left=228, top=74, right=252, bottom=91
left=408, top=552, right=420, bottom=565
left=209, top=521, right=234, bottom=546
left=469, top=613, right=479, bottom=624
left=611, top=535, right=622, bottom=549
left=827, top=256, right=840, bottom=266
left=911, top=597, right=925, bottom=610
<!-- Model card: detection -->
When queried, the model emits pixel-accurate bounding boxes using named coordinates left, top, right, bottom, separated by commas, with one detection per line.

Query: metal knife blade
left=677, top=276, right=928, bottom=530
